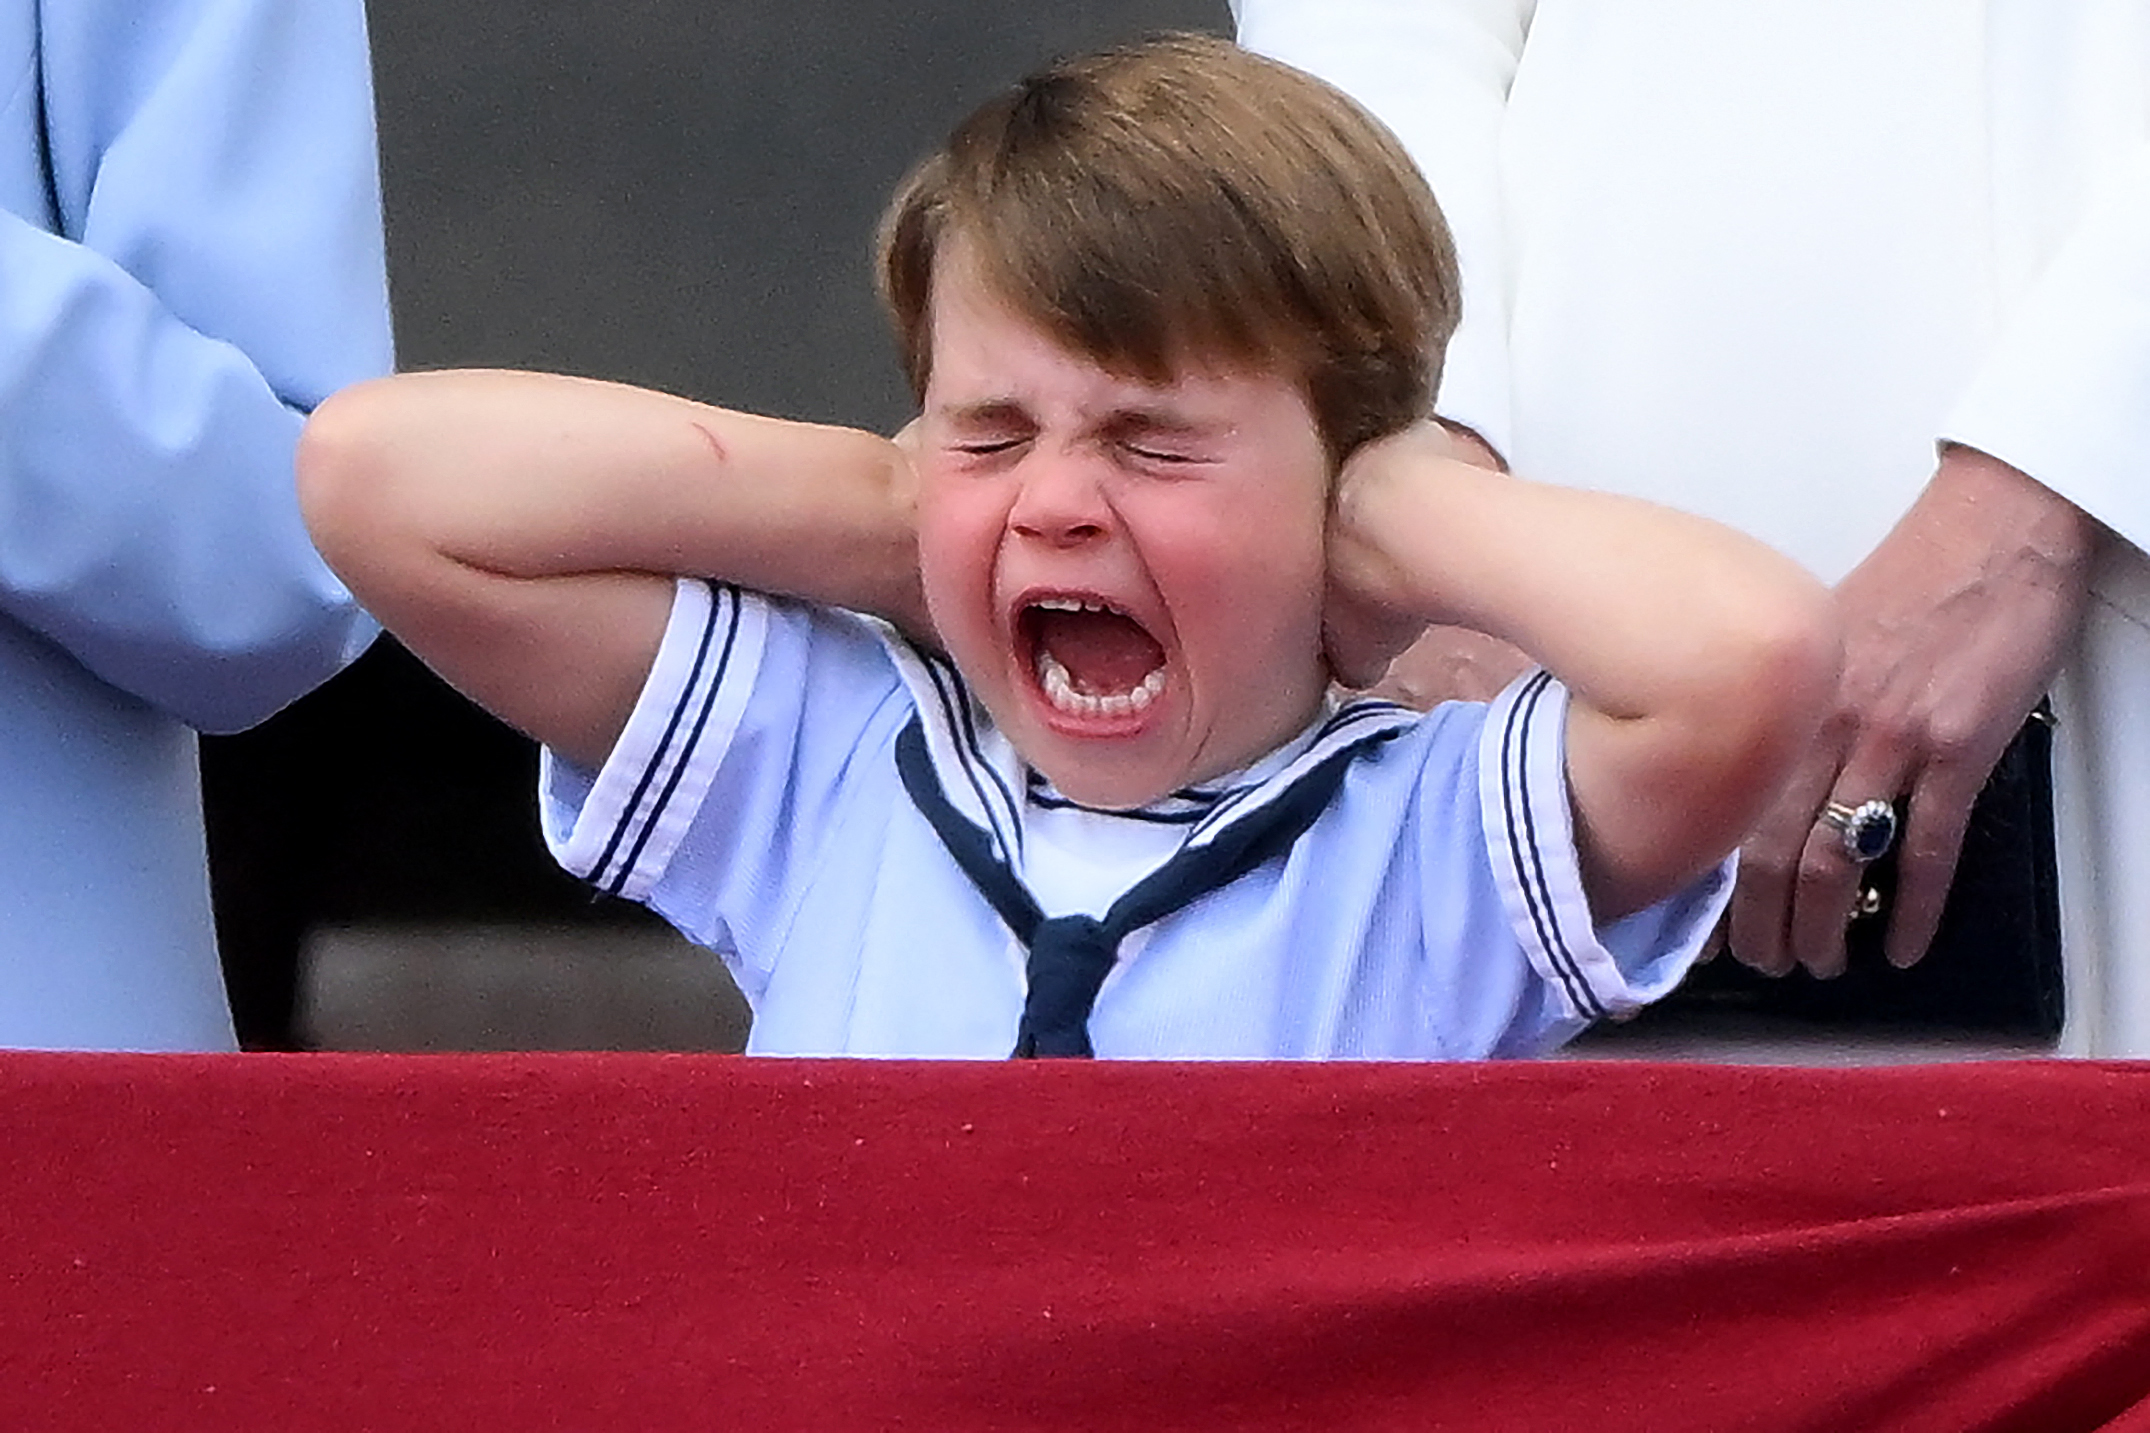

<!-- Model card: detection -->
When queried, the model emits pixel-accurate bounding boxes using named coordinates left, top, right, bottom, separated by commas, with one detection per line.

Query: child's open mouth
left=1022, top=597, right=1167, bottom=719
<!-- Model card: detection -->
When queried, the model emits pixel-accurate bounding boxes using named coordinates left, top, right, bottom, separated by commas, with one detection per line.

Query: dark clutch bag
left=1648, top=712, right=2064, bottom=1039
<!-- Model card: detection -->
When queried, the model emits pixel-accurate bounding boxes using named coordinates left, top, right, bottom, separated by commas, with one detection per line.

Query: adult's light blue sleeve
left=0, top=0, right=394, bottom=734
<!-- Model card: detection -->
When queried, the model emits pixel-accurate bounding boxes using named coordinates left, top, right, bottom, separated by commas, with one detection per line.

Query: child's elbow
left=1567, top=565, right=1840, bottom=919
left=297, top=379, right=412, bottom=582
left=1706, top=576, right=1843, bottom=801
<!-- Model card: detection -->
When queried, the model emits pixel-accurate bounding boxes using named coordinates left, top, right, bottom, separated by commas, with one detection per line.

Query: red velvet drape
left=4, top=1055, right=2146, bottom=1430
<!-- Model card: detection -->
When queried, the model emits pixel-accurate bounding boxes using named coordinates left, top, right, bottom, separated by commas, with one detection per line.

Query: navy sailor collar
left=877, top=633, right=1421, bottom=879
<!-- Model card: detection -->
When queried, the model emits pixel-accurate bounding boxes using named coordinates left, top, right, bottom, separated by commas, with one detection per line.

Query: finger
left=1784, top=821, right=1868, bottom=980
left=1882, top=761, right=1983, bottom=970
left=1726, top=740, right=1846, bottom=977
left=1786, top=744, right=1911, bottom=980
left=1319, top=607, right=1373, bottom=688
left=1368, top=626, right=1531, bottom=707
left=1725, top=840, right=1791, bottom=977
left=1695, top=913, right=1729, bottom=965
left=1320, top=621, right=1389, bottom=691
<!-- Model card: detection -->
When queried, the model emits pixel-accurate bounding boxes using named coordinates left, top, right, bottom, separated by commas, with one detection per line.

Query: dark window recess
left=203, top=639, right=660, bottom=1050
left=1613, top=712, right=2064, bottom=1042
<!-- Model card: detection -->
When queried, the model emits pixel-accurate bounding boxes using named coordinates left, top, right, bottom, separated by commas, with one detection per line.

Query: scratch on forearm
left=690, top=419, right=729, bottom=467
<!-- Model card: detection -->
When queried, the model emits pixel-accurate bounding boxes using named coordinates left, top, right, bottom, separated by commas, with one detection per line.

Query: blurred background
left=199, top=0, right=1231, bottom=1053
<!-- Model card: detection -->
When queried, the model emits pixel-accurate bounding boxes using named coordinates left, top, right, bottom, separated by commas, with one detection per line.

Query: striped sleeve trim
left=549, top=578, right=767, bottom=901
left=1478, top=669, right=1621, bottom=1022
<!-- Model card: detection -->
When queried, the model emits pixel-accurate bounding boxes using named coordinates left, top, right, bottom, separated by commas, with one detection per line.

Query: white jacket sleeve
left=1234, top=0, right=1536, bottom=457
left=1942, top=138, right=2150, bottom=553
left=0, top=0, right=394, bottom=733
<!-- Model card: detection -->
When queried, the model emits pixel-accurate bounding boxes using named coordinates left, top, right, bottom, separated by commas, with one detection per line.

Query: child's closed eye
left=1118, top=440, right=1219, bottom=473
left=1101, top=411, right=1222, bottom=473
left=1124, top=442, right=1195, bottom=463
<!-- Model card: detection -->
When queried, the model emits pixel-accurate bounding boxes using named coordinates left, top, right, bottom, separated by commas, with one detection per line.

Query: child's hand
left=880, top=416, right=938, bottom=646
left=1322, top=580, right=1428, bottom=690
left=1322, top=421, right=1475, bottom=689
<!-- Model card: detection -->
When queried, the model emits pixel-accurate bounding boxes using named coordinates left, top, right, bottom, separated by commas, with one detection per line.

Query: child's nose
left=1008, top=447, right=1111, bottom=546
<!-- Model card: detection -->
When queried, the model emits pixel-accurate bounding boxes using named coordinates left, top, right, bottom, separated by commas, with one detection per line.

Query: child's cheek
left=915, top=491, right=1002, bottom=656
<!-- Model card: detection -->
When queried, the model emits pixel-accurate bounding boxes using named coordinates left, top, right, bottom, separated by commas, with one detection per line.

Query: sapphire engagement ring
left=1818, top=798, right=1898, bottom=865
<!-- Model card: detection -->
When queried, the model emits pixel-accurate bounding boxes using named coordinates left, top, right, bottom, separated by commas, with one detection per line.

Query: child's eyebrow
left=936, top=399, right=1228, bottom=443
left=941, top=399, right=1032, bottom=431
left=1098, top=408, right=1227, bottom=444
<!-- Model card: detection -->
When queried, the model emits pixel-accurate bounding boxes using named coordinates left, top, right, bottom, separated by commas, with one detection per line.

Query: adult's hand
left=1354, top=624, right=1534, bottom=707
left=1727, top=445, right=2096, bottom=977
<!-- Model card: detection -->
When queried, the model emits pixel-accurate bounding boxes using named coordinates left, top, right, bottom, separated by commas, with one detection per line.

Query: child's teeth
left=1035, top=651, right=1165, bottom=717
left=1038, top=650, right=1082, bottom=711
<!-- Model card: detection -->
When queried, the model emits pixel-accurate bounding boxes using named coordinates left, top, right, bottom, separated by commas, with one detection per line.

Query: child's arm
left=1326, top=422, right=1840, bottom=920
left=298, top=369, right=923, bottom=769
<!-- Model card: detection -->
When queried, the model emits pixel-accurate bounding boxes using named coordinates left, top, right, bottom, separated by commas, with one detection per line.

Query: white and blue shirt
left=542, top=580, right=1730, bottom=1059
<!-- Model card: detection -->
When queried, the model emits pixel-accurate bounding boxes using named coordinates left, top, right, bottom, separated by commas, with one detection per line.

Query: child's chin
left=1023, top=742, right=1184, bottom=812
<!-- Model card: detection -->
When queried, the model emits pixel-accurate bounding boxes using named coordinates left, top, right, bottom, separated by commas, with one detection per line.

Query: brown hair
left=877, top=32, right=1459, bottom=464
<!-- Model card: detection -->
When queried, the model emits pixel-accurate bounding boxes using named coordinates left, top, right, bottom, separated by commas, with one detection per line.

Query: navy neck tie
left=894, top=718, right=1391, bottom=1058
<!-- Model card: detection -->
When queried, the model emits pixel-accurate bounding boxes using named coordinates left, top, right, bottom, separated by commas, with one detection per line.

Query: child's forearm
left=299, top=369, right=922, bottom=764
left=1332, top=434, right=1821, bottom=722
left=303, top=370, right=922, bottom=623
left=1332, top=424, right=1840, bottom=915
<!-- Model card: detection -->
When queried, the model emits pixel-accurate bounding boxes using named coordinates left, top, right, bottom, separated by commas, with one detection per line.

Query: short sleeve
left=542, top=580, right=768, bottom=900
left=1478, top=669, right=1732, bottom=1022
left=540, top=581, right=909, bottom=987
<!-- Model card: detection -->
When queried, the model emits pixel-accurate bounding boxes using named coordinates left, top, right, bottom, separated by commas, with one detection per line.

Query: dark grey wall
left=370, top=0, right=1231, bottom=426
left=205, top=0, right=1232, bottom=1044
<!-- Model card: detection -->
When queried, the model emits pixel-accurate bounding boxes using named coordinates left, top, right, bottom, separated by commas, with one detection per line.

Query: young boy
left=299, top=35, right=1837, bottom=1059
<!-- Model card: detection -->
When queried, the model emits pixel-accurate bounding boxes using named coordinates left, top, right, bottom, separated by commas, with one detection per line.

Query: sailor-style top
left=541, top=580, right=1730, bottom=1059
